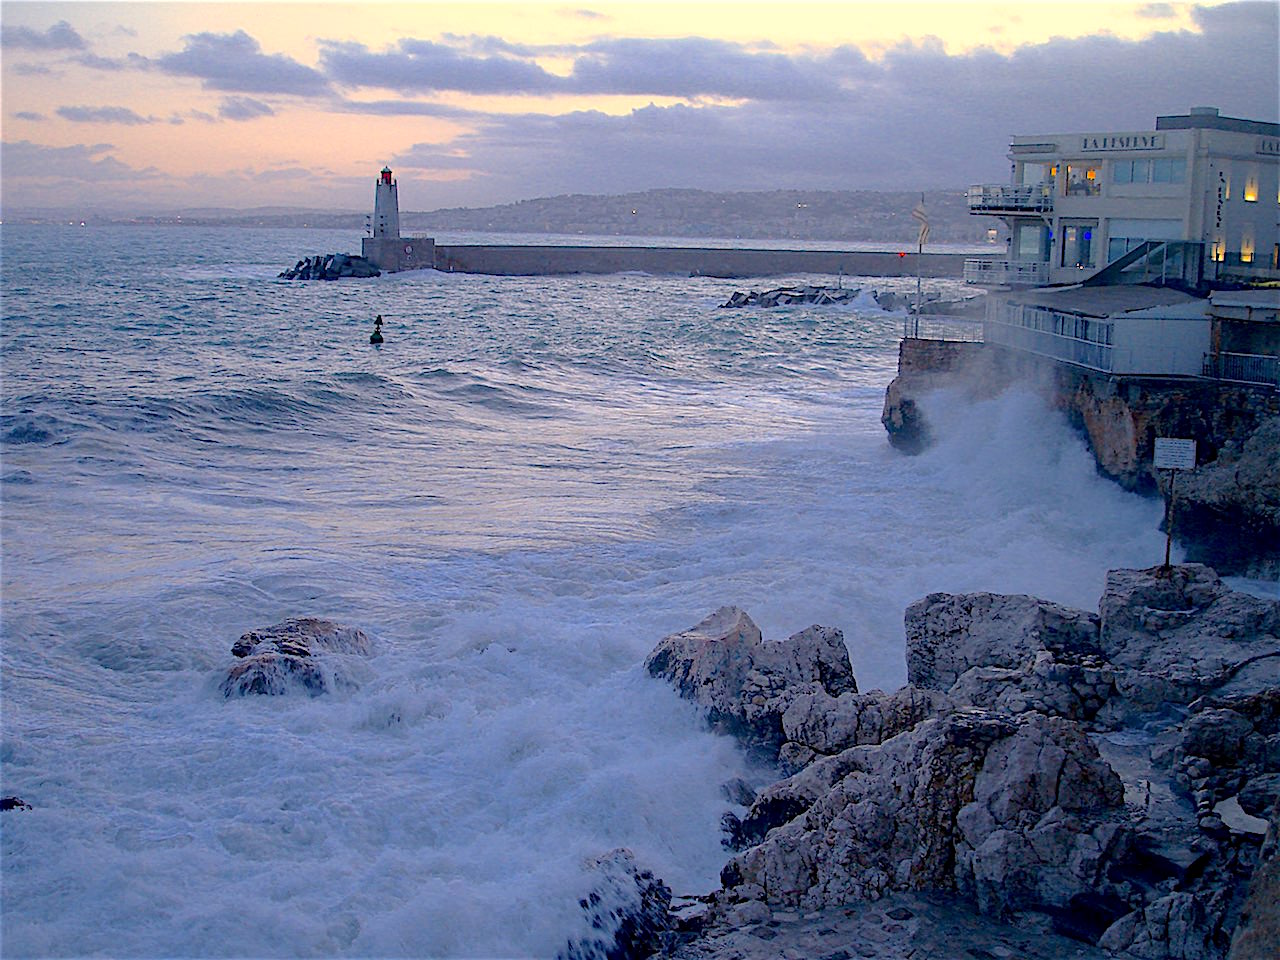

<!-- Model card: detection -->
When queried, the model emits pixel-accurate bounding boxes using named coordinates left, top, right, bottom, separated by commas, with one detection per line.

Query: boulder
left=906, top=592, right=1100, bottom=693
left=1099, top=565, right=1280, bottom=708
left=558, top=849, right=672, bottom=960
left=220, top=617, right=373, bottom=697
left=644, top=608, right=855, bottom=761
left=718, top=711, right=1124, bottom=916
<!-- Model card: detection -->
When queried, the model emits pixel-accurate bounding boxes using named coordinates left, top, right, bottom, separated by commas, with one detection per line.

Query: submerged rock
left=220, top=617, right=373, bottom=697
left=559, top=849, right=673, bottom=960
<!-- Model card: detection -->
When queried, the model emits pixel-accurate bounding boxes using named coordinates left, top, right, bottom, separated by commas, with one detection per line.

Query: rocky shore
left=205, top=569, right=1278, bottom=959
left=585, top=564, right=1278, bottom=960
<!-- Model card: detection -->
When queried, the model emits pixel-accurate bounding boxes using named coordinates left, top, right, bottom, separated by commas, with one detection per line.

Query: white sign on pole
left=1154, top=437, right=1197, bottom=470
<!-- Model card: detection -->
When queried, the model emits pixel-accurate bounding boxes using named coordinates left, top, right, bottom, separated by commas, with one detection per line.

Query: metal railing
left=985, top=301, right=1114, bottom=372
left=903, top=316, right=984, bottom=342
left=1203, top=352, right=1280, bottom=388
left=963, top=258, right=1050, bottom=287
left=967, top=183, right=1054, bottom=214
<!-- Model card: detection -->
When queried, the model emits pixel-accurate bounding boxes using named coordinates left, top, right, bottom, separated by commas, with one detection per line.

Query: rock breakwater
left=278, top=253, right=380, bottom=280
left=643, top=565, right=1279, bottom=960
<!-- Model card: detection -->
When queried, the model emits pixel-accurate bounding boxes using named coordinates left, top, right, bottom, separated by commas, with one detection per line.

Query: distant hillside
left=5, top=188, right=1001, bottom=243
left=402, top=188, right=1000, bottom=244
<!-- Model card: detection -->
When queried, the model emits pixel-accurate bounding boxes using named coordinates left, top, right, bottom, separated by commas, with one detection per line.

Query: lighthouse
left=372, top=166, right=400, bottom=240
left=361, top=166, right=434, bottom=272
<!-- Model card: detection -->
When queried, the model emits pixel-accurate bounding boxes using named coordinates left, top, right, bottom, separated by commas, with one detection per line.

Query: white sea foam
left=0, top=226, right=1195, bottom=957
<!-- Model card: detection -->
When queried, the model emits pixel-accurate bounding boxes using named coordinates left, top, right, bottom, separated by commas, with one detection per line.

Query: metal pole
left=1163, top=468, right=1177, bottom=569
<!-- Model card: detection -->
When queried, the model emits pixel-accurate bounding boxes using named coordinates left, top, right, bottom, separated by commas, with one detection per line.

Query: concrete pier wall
left=429, top=245, right=978, bottom=278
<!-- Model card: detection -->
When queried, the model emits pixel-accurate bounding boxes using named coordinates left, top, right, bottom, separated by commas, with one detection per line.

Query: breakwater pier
left=433, top=244, right=974, bottom=278
left=363, top=238, right=979, bottom=278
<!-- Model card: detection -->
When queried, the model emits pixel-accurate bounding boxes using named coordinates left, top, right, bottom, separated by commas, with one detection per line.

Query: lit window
left=1242, top=235, right=1255, bottom=264
left=1211, top=240, right=1225, bottom=262
left=1243, top=178, right=1259, bottom=202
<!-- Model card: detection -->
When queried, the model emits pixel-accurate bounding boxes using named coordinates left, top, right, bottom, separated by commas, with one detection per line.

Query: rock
left=779, top=684, right=952, bottom=760
left=719, top=711, right=1123, bottom=916
left=1098, top=565, right=1280, bottom=708
left=279, top=253, right=380, bottom=280
left=220, top=617, right=373, bottom=697
left=559, top=849, right=672, bottom=960
left=1229, top=801, right=1280, bottom=959
left=719, top=285, right=862, bottom=309
left=644, top=608, right=855, bottom=761
left=1098, top=893, right=1217, bottom=959
left=1, top=796, right=32, bottom=812
left=905, top=592, right=1100, bottom=693
left=1174, top=417, right=1280, bottom=580
left=1238, top=775, right=1280, bottom=820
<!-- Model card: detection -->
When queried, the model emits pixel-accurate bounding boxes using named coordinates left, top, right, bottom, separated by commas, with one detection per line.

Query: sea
left=0, top=225, right=1226, bottom=958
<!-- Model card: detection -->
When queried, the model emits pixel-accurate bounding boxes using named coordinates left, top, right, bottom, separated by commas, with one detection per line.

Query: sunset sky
left=2, top=1, right=1277, bottom=214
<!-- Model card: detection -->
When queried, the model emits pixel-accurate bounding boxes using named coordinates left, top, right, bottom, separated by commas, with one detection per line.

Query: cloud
left=56, top=105, right=156, bottom=125
left=1137, top=3, right=1176, bottom=17
left=567, top=37, right=839, bottom=100
left=153, top=30, right=329, bottom=95
left=1, top=20, right=86, bottom=51
left=319, top=38, right=560, bottom=94
left=218, top=96, right=275, bottom=121
left=74, top=53, right=129, bottom=71
left=384, top=1, right=1278, bottom=202
left=14, top=112, right=47, bottom=122
left=0, top=140, right=159, bottom=182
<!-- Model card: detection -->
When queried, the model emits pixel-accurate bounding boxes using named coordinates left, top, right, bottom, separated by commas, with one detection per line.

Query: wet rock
left=644, top=607, right=855, bottom=761
left=220, top=617, right=373, bottom=697
left=279, top=253, right=380, bottom=280
left=1, top=796, right=32, bottom=812
left=719, top=711, right=1123, bottom=916
left=559, top=849, right=672, bottom=960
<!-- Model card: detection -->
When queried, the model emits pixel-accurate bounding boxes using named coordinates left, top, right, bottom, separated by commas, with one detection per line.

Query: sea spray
left=1, top=225, right=1178, bottom=956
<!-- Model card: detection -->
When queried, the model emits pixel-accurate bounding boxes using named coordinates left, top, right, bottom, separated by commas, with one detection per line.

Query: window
left=1243, top=169, right=1259, bottom=202
left=1241, top=231, right=1255, bottom=264
left=1151, top=158, right=1184, bottom=183
left=1061, top=222, right=1096, bottom=267
left=1066, top=164, right=1101, bottom=196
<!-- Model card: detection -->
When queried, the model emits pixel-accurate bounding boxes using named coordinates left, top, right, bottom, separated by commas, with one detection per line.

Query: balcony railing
left=967, top=183, right=1053, bottom=215
left=964, top=258, right=1050, bottom=287
left=1203, top=352, right=1280, bottom=388
left=985, top=301, right=1114, bottom=373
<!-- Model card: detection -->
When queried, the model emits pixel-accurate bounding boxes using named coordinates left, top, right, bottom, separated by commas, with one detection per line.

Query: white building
left=966, top=107, right=1280, bottom=289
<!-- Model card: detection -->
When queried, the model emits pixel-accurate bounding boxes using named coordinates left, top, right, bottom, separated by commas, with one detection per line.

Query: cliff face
left=882, top=340, right=1280, bottom=577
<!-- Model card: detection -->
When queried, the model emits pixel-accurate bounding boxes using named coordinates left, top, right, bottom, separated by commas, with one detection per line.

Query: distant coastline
left=0, top=186, right=1001, bottom=245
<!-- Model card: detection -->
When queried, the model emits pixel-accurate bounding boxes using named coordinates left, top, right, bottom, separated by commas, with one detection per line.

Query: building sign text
left=1079, top=134, right=1164, bottom=152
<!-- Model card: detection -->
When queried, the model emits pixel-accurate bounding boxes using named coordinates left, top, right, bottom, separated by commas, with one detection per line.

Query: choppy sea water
left=3, top=226, right=1177, bottom=957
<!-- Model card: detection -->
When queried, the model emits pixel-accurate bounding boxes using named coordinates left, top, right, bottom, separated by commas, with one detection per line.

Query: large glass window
left=1014, top=223, right=1049, bottom=260
left=1065, top=164, right=1101, bottom=196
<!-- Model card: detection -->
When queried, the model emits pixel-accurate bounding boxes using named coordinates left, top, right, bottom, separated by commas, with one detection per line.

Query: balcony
left=964, top=258, right=1050, bottom=287
left=967, top=183, right=1053, bottom=215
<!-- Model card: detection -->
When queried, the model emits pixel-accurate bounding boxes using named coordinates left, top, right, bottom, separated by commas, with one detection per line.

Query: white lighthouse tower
left=361, top=165, right=433, bottom=272
left=372, top=166, right=400, bottom=240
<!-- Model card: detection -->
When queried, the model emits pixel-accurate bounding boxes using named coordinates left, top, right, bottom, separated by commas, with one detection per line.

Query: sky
left=1, top=1, right=1277, bottom=214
